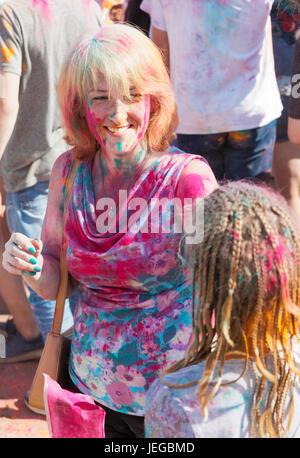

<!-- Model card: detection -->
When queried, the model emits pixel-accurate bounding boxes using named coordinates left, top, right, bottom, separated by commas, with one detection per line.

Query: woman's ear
left=150, top=96, right=158, bottom=116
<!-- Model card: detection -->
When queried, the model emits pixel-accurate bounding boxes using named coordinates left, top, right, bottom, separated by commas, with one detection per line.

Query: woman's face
left=85, top=76, right=151, bottom=157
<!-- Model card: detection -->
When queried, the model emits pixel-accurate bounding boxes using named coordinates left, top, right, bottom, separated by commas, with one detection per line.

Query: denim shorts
left=174, top=120, right=277, bottom=181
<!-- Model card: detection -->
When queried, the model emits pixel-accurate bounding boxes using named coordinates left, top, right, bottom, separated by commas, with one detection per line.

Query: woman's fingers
left=31, top=238, right=43, bottom=256
left=10, top=232, right=38, bottom=256
left=2, top=232, right=43, bottom=278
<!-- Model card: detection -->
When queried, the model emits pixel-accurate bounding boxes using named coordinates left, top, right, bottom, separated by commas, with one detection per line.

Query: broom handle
left=51, top=159, right=78, bottom=335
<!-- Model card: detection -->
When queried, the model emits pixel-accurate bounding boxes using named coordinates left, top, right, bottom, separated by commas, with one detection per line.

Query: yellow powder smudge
left=1, top=43, right=14, bottom=62
left=230, top=131, right=251, bottom=142
left=2, top=18, right=12, bottom=30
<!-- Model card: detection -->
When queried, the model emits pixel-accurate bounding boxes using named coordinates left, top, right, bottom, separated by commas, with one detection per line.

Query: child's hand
left=2, top=232, right=43, bottom=280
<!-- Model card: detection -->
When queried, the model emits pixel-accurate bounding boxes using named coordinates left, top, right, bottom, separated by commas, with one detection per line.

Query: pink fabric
left=43, top=374, right=105, bottom=438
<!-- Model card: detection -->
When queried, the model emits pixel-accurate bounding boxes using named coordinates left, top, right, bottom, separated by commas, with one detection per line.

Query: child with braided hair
left=145, top=181, right=300, bottom=438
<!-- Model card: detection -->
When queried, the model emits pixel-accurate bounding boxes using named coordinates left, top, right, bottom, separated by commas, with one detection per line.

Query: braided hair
left=164, top=181, right=300, bottom=438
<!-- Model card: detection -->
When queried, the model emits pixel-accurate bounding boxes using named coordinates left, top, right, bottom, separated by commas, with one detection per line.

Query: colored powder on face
left=116, top=142, right=122, bottom=152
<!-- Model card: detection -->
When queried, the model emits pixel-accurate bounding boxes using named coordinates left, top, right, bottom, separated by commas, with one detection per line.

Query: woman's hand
left=2, top=232, right=43, bottom=280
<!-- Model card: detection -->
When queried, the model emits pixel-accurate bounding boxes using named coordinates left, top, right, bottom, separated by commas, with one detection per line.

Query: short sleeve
left=289, top=39, right=300, bottom=119
left=0, top=5, right=23, bottom=75
left=140, top=0, right=167, bottom=31
left=145, top=379, right=195, bottom=438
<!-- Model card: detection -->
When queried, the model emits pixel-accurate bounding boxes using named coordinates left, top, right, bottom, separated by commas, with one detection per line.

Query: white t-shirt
left=145, top=345, right=300, bottom=438
left=141, top=0, right=282, bottom=135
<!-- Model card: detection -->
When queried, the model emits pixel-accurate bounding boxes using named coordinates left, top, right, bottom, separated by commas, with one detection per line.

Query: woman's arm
left=174, top=158, right=218, bottom=246
left=175, top=157, right=218, bottom=201
left=2, top=152, right=76, bottom=300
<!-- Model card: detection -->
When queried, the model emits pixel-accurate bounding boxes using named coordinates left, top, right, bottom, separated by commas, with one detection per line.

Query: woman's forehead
left=86, top=73, right=142, bottom=97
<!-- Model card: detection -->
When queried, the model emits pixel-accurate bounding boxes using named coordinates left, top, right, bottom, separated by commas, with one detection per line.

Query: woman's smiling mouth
left=104, top=124, right=134, bottom=134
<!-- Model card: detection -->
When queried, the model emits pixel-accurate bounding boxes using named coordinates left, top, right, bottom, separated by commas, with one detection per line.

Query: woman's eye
left=92, top=96, right=109, bottom=102
left=123, top=93, right=141, bottom=103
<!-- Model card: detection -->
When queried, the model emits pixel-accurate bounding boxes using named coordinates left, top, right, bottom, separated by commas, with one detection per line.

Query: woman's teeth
left=106, top=125, right=130, bottom=134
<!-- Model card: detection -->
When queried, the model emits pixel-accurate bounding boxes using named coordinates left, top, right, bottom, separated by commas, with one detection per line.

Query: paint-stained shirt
left=145, top=346, right=300, bottom=437
left=141, top=0, right=282, bottom=134
left=59, top=147, right=217, bottom=415
left=0, top=0, right=102, bottom=192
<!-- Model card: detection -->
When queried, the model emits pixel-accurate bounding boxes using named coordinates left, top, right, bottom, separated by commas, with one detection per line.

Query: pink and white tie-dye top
left=61, top=147, right=216, bottom=415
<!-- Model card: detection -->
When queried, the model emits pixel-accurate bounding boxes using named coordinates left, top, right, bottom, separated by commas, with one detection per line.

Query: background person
left=272, top=1, right=300, bottom=227
left=0, top=0, right=102, bottom=364
left=141, top=0, right=282, bottom=182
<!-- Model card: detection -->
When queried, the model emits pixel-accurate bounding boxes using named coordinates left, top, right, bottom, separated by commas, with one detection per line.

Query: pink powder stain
left=31, top=0, right=52, bottom=20
left=274, top=240, right=285, bottom=264
left=176, top=173, right=206, bottom=201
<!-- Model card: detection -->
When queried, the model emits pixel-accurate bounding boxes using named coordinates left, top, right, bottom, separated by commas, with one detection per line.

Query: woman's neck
left=101, top=147, right=147, bottom=180
left=92, top=145, right=148, bottom=201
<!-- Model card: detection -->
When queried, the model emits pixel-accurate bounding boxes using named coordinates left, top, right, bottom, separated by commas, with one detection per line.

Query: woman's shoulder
left=165, top=146, right=208, bottom=164
left=51, top=149, right=77, bottom=181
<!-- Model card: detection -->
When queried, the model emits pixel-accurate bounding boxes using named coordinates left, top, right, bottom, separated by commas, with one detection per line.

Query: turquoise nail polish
left=29, top=257, right=37, bottom=265
left=21, top=271, right=36, bottom=276
left=34, top=266, right=41, bottom=272
left=28, top=247, right=36, bottom=254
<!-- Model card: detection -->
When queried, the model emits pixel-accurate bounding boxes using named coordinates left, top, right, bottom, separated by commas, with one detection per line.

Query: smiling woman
left=2, top=23, right=218, bottom=438
left=58, top=24, right=177, bottom=161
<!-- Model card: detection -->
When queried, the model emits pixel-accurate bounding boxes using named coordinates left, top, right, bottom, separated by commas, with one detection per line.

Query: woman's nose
left=110, top=101, right=128, bottom=125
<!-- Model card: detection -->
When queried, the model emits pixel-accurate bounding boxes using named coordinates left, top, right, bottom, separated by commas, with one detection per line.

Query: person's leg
left=174, top=133, right=226, bottom=181
left=0, top=216, right=40, bottom=340
left=224, top=120, right=277, bottom=180
left=272, top=140, right=300, bottom=229
left=5, top=181, right=74, bottom=341
left=0, top=177, right=40, bottom=340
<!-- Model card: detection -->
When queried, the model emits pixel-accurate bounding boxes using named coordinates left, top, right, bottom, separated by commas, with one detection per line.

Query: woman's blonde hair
left=166, top=181, right=300, bottom=438
left=58, top=23, right=178, bottom=160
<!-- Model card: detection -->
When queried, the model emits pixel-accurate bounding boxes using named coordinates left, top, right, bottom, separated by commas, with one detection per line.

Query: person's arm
left=288, top=117, right=300, bottom=145
left=288, top=39, right=300, bottom=144
left=175, top=158, right=218, bottom=202
left=152, top=26, right=170, bottom=73
left=0, top=177, right=6, bottom=219
left=0, top=71, right=20, bottom=160
left=2, top=153, right=77, bottom=300
left=174, top=158, right=218, bottom=247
